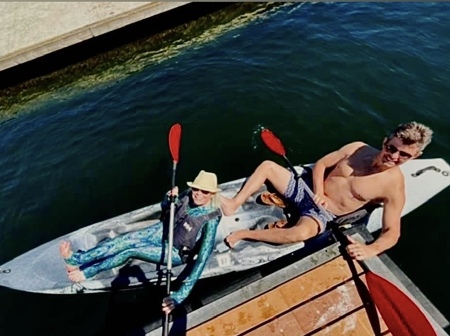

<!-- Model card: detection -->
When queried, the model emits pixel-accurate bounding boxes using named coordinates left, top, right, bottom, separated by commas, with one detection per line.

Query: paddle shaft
left=163, top=164, right=176, bottom=336
left=332, top=223, right=370, bottom=270
left=332, top=224, right=382, bottom=334
left=164, top=124, right=181, bottom=336
left=166, top=163, right=177, bottom=288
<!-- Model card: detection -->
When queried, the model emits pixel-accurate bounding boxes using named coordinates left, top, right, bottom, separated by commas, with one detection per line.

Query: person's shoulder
left=382, top=166, right=405, bottom=191
left=338, top=141, right=368, bottom=153
left=342, top=141, right=367, bottom=148
left=385, top=165, right=404, bottom=178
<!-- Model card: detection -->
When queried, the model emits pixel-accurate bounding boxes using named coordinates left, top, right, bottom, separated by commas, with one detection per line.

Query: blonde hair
left=388, top=121, right=433, bottom=150
left=211, top=193, right=221, bottom=208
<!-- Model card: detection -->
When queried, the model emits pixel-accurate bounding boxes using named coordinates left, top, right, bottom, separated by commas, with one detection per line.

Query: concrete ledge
left=0, top=2, right=189, bottom=72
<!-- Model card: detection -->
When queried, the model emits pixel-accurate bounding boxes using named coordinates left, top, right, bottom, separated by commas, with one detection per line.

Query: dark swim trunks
left=283, top=173, right=335, bottom=233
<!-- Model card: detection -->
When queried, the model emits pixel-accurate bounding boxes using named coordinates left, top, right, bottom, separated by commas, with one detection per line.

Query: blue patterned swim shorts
left=283, top=173, right=334, bottom=233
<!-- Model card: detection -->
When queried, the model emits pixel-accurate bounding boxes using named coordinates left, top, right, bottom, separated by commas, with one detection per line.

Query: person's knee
left=289, top=227, right=315, bottom=242
left=259, top=160, right=278, bottom=170
left=259, top=160, right=283, bottom=177
left=290, top=218, right=321, bottom=242
left=120, top=249, right=138, bottom=260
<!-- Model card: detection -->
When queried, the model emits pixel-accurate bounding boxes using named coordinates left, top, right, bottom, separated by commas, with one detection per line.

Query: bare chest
left=327, top=161, right=385, bottom=202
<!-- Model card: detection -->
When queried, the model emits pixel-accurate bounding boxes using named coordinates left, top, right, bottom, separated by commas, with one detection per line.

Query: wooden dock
left=145, top=226, right=449, bottom=336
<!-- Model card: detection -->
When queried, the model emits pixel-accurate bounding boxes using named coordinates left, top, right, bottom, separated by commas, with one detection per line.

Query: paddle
left=163, top=123, right=182, bottom=336
left=260, top=128, right=437, bottom=336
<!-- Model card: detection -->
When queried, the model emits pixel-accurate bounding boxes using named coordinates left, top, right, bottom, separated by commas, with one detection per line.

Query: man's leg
left=221, top=160, right=291, bottom=216
left=225, top=216, right=322, bottom=248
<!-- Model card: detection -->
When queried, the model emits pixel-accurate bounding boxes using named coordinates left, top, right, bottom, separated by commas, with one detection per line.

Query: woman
left=59, top=170, right=222, bottom=313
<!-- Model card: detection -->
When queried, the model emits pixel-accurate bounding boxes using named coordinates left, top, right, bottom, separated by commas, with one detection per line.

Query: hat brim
left=187, top=182, right=221, bottom=193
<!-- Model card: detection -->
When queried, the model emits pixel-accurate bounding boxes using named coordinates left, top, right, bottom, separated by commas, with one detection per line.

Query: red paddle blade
left=168, top=123, right=182, bottom=163
left=261, top=129, right=286, bottom=156
left=366, top=271, right=437, bottom=336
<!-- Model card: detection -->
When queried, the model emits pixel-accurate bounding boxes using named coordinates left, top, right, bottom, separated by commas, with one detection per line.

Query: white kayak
left=0, top=158, right=449, bottom=294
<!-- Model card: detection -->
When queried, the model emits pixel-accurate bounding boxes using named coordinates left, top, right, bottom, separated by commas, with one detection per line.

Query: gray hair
left=388, top=121, right=433, bottom=150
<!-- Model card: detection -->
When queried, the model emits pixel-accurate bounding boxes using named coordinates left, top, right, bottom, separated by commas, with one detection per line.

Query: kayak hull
left=1, top=158, right=449, bottom=294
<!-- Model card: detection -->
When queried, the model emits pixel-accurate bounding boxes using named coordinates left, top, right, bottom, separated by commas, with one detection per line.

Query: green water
left=0, top=2, right=449, bottom=335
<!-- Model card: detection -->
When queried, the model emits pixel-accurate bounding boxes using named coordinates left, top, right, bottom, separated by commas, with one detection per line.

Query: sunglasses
left=191, top=187, right=211, bottom=195
left=384, top=143, right=413, bottom=159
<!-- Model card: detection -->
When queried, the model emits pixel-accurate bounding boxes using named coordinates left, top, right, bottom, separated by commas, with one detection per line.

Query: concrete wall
left=0, top=2, right=189, bottom=71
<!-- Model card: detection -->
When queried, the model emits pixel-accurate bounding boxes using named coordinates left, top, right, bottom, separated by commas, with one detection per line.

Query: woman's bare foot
left=68, top=269, right=86, bottom=282
left=59, top=241, right=78, bottom=272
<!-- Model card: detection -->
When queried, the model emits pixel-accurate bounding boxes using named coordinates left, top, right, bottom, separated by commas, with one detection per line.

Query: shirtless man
left=221, top=122, right=433, bottom=260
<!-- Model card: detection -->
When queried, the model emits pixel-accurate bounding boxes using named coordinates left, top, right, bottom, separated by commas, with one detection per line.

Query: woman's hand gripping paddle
left=163, top=123, right=182, bottom=336
left=260, top=128, right=437, bottom=336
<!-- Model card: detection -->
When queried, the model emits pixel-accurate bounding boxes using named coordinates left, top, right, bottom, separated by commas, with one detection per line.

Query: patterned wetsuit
left=65, top=194, right=221, bottom=304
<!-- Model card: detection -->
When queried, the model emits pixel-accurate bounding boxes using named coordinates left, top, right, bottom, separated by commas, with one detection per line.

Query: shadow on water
left=94, top=283, right=190, bottom=336
left=0, top=286, right=110, bottom=336
left=94, top=287, right=163, bottom=336
left=0, top=2, right=281, bottom=119
left=101, top=259, right=204, bottom=335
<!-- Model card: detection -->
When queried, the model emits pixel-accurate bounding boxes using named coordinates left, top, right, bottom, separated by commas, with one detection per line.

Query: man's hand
left=225, top=230, right=247, bottom=248
left=345, top=236, right=376, bottom=260
left=162, top=296, right=176, bottom=315
left=313, top=193, right=328, bottom=209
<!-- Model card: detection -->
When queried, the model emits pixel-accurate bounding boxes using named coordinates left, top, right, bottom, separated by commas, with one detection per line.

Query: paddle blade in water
left=366, top=271, right=437, bottom=336
left=261, top=129, right=286, bottom=156
left=169, top=123, right=182, bottom=163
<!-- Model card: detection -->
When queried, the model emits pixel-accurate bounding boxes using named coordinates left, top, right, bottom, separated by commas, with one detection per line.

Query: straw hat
left=187, top=170, right=222, bottom=193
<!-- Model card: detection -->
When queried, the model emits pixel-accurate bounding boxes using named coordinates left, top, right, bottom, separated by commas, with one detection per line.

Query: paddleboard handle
left=411, top=165, right=449, bottom=177
left=0, top=268, right=11, bottom=274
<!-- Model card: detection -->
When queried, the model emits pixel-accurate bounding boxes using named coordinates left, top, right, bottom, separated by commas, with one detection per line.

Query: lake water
left=0, top=3, right=449, bottom=335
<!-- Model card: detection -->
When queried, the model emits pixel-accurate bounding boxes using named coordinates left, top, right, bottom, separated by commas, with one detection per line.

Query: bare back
left=323, top=144, right=404, bottom=216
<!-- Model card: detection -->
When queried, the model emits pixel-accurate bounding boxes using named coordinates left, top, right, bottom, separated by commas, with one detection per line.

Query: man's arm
left=228, top=227, right=301, bottom=246
left=346, top=173, right=404, bottom=260
left=368, top=178, right=404, bottom=255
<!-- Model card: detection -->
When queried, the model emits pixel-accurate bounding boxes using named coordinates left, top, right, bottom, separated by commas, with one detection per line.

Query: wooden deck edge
left=145, top=241, right=343, bottom=336
left=145, top=225, right=449, bottom=336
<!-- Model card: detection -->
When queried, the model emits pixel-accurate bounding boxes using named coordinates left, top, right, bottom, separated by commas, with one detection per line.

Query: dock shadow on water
left=94, top=287, right=165, bottom=336
left=0, top=2, right=283, bottom=120
left=95, top=280, right=191, bottom=336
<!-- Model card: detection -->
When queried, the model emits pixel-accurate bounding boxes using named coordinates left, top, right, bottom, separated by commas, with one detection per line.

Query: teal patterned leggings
left=65, top=222, right=183, bottom=279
